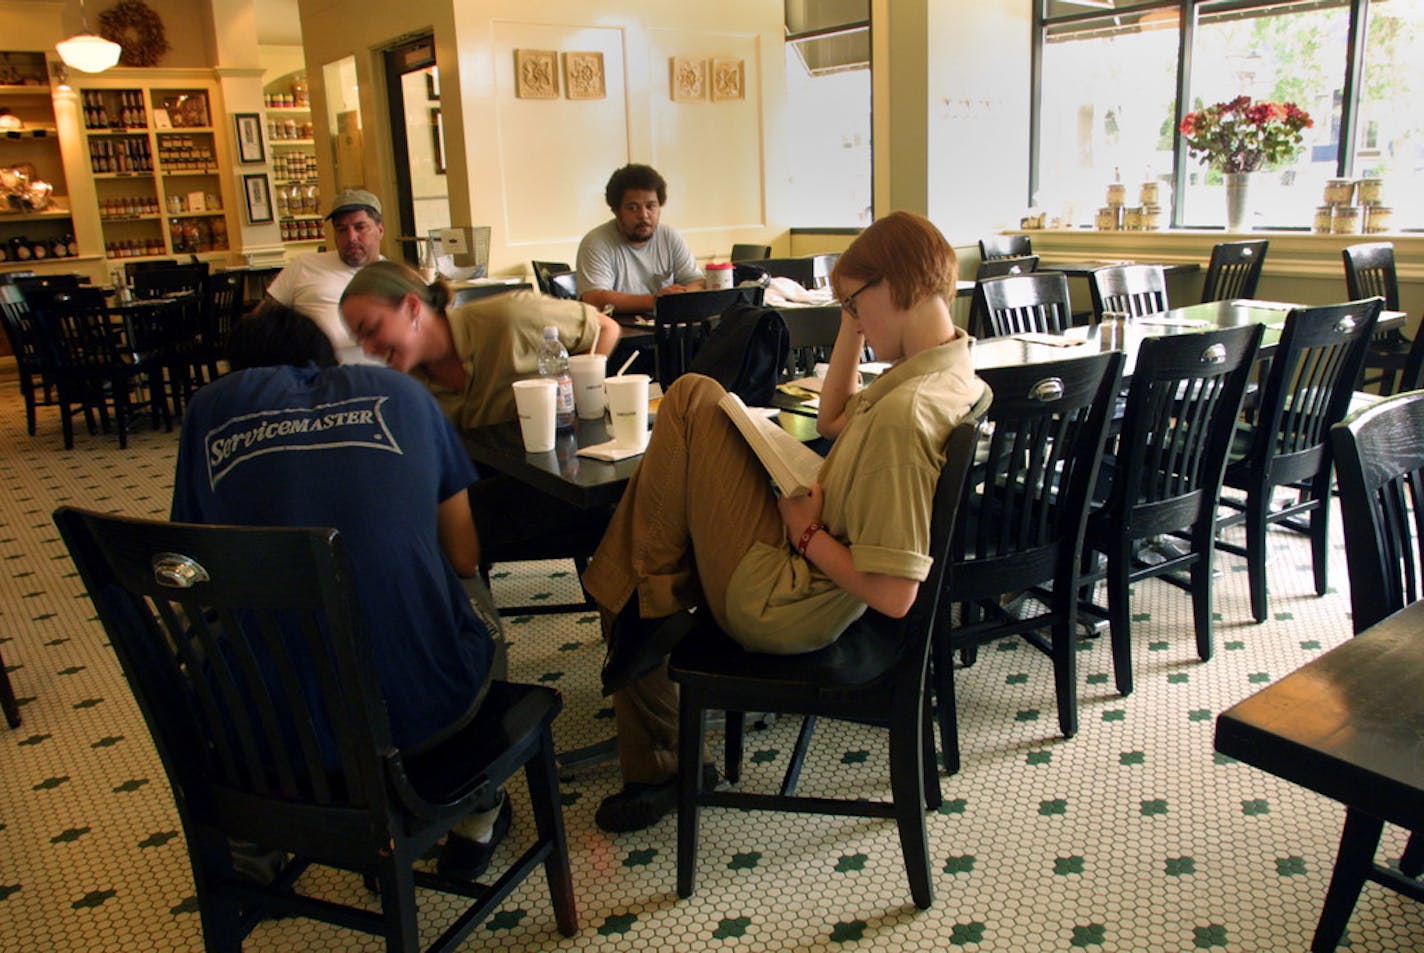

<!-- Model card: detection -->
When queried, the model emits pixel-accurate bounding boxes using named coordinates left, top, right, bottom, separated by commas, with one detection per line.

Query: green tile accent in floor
left=1, top=362, right=1421, bottom=950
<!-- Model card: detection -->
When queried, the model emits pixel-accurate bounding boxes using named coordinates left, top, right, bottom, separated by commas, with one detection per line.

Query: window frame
left=1032, top=0, right=1397, bottom=230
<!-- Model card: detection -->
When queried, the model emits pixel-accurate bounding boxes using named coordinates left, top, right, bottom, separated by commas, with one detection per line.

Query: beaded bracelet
left=796, top=521, right=826, bottom=556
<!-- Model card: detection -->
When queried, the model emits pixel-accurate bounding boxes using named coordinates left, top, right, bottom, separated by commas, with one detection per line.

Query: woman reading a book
left=583, top=210, right=987, bottom=833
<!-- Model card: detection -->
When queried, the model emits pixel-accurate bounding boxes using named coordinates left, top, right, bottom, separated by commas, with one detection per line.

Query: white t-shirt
left=265, top=251, right=384, bottom=365
left=575, top=219, right=702, bottom=297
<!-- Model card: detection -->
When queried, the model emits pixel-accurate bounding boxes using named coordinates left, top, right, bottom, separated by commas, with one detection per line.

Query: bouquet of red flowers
left=1179, top=96, right=1313, bottom=174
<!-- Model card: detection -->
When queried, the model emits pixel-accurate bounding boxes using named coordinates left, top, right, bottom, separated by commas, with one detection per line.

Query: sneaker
left=594, top=764, right=720, bottom=834
left=437, top=796, right=513, bottom=882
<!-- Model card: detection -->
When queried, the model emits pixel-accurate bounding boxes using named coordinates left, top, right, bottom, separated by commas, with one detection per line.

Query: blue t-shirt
left=171, top=364, right=493, bottom=754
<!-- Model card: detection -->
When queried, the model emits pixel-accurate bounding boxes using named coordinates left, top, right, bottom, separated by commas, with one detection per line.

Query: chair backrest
left=653, top=286, right=766, bottom=388
left=979, top=235, right=1033, bottom=261
left=730, top=243, right=772, bottom=262
left=132, top=263, right=208, bottom=299
left=38, top=288, right=128, bottom=372
left=1331, top=391, right=1424, bottom=632
left=1089, top=263, right=1169, bottom=320
left=977, top=271, right=1075, bottom=337
left=124, top=259, right=178, bottom=282
left=1201, top=240, right=1269, bottom=302
left=201, top=272, right=245, bottom=358
left=969, top=257, right=1040, bottom=337
left=15, top=274, right=81, bottom=307
left=1242, top=298, right=1382, bottom=484
left=951, top=351, right=1124, bottom=597
left=548, top=272, right=579, bottom=300
left=1104, top=324, right=1264, bottom=528
left=52, top=507, right=403, bottom=844
left=0, top=282, right=44, bottom=373
left=531, top=260, right=572, bottom=296
left=1342, top=242, right=1400, bottom=311
left=453, top=282, right=533, bottom=306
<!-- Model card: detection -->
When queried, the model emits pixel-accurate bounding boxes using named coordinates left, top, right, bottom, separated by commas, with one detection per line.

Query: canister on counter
left=1324, top=178, right=1355, bottom=206
left=1313, top=206, right=1334, bottom=234
left=1332, top=205, right=1361, bottom=235
left=1364, top=205, right=1392, bottom=234
left=1357, top=177, right=1383, bottom=206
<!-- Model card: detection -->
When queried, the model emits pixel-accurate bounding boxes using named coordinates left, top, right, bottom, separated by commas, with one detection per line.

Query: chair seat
left=400, top=681, right=562, bottom=810
left=670, top=615, right=902, bottom=697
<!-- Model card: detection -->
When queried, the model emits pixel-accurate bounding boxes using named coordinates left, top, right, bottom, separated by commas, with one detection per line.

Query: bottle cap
left=543, top=325, right=559, bottom=338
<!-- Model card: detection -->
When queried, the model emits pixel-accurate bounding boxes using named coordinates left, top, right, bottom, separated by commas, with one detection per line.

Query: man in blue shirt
left=171, top=306, right=507, bottom=880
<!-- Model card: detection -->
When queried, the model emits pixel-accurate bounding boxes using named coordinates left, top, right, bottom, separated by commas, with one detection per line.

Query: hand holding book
left=718, top=392, right=824, bottom=499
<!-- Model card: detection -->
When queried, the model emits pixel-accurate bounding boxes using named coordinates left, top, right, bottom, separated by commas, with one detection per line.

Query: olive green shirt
left=415, top=289, right=602, bottom=430
left=724, top=333, right=985, bottom=653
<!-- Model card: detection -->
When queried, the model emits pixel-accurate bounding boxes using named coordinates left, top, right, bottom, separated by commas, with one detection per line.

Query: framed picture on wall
left=243, top=173, right=273, bottom=224
left=234, top=113, right=265, bottom=163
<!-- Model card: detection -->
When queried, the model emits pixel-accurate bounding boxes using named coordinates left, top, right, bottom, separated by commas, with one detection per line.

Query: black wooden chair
left=968, top=256, right=1039, bottom=337
left=979, top=235, right=1032, bottom=261
left=1079, top=324, right=1263, bottom=695
left=652, top=286, right=765, bottom=390
left=1317, top=392, right=1424, bottom=948
left=729, top=243, right=771, bottom=261
left=131, top=262, right=208, bottom=299
left=740, top=256, right=836, bottom=290
left=977, top=271, right=1075, bottom=337
left=53, top=507, right=578, bottom=952
left=1201, top=240, right=1269, bottom=302
left=0, top=280, right=60, bottom=436
left=195, top=272, right=245, bottom=383
left=668, top=416, right=983, bottom=910
left=1089, top=263, right=1169, bottom=320
left=1214, top=298, right=1382, bottom=622
left=1343, top=242, right=1411, bottom=396
left=935, top=351, right=1123, bottom=773
left=37, top=288, right=171, bottom=449
left=530, top=261, right=571, bottom=297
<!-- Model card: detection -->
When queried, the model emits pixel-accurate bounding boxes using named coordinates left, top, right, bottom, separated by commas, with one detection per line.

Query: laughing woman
left=582, top=210, right=988, bottom=833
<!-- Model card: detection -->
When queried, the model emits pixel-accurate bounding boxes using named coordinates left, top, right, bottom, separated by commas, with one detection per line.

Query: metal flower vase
left=1225, top=172, right=1251, bottom=231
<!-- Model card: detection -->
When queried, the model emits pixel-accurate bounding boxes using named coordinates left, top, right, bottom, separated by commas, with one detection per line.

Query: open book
left=719, top=392, right=824, bottom=499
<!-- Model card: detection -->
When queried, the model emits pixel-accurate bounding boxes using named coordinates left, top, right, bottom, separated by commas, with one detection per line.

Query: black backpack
left=686, top=303, right=790, bottom=407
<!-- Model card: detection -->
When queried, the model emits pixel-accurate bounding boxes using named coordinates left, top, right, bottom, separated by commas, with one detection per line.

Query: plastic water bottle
left=537, top=325, right=575, bottom=429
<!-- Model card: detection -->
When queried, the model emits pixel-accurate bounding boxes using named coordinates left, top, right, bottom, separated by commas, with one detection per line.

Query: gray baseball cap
left=326, top=188, right=382, bottom=220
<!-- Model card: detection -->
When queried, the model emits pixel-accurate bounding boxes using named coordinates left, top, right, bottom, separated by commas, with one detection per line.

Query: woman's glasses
left=840, top=276, right=882, bottom=319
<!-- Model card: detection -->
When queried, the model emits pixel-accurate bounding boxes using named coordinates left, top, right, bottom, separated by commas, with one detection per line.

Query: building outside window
left=1035, top=0, right=1424, bottom=231
left=783, top=0, right=873, bottom=227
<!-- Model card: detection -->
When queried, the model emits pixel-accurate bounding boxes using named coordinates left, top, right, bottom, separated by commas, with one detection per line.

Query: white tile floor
left=1, top=364, right=1421, bottom=951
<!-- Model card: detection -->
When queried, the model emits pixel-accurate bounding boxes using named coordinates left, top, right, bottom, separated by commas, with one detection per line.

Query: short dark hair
left=604, top=164, right=667, bottom=210
left=226, top=304, right=338, bottom=371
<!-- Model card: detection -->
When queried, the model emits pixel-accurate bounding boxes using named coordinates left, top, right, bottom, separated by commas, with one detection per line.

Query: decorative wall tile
left=515, top=49, right=559, bottom=99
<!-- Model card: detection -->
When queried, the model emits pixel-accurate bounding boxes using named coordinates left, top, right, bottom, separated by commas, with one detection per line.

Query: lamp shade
left=56, top=34, right=121, bottom=73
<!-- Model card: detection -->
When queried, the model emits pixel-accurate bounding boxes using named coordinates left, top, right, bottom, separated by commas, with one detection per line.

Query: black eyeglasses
left=840, top=277, right=881, bottom=319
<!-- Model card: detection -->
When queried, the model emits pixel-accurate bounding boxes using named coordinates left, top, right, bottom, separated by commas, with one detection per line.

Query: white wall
left=297, top=0, right=786, bottom=276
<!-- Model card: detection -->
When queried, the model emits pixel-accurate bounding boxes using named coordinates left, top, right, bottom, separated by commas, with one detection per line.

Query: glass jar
left=1313, top=206, right=1334, bottom=234
left=1139, top=181, right=1159, bottom=206
left=1095, top=207, right=1119, bottom=230
left=1123, top=206, right=1142, bottom=230
left=1365, top=205, right=1392, bottom=234
left=1140, top=204, right=1163, bottom=230
left=292, top=75, right=309, bottom=108
left=1357, top=177, right=1383, bottom=206
left=1105, top=183, right=1125, bottom=207
left=1324, top=179, right=1355, bottom=206
left=1332, top=206, right=1361, bottom=235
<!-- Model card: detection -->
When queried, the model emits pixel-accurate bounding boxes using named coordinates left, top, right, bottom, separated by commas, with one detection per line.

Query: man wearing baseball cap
left=262, top=188, right=387, bottom=364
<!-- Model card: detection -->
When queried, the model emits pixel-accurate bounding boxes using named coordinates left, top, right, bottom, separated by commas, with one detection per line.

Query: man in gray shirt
left=576, top=164, right=705, bottom=315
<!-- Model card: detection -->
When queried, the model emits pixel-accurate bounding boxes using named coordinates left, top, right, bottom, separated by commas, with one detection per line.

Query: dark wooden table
left=1214, top=598, right=1424, bottom=950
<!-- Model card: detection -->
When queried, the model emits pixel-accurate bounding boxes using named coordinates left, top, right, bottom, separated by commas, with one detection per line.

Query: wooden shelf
left=0, top=84, right=54, bottom=97
left=270, top=138, right=315, bottom=146
left=167, top=210, right=226, bottom=218
left=100, top=214, right=161, bottom=223
left=0, top=206, right=72, bottom=223
left=85, top=127, right=151, bottom=135
left=1, top=127, right=58, bottom=139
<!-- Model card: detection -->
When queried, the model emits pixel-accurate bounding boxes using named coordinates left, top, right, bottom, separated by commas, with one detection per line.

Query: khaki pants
left=581, top=374, right=785, bottom=784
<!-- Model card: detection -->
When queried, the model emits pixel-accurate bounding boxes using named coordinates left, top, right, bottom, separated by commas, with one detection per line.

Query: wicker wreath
left=98, top=0, right=170, bottom=68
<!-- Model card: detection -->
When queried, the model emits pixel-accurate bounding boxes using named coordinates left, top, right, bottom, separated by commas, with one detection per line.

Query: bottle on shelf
left=537, top=326, right=576, bottom=429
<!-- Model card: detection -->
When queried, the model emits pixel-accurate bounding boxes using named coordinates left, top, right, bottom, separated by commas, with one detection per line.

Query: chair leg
left=524, top=725, right=579, bottom=936
left=1309, top=475, right=1331, bottom=597
left=1191, top=523, right=1216, bottom=663
left=889, top=717, right=934, bottom=910
left=1052, top=614, right=1079, bottom=739
left=724, top=710, right=744, bottom=783
left=1245, top=491, right=1270, bottom=623
left=1311, top=808, right=1384, bottom=953
left=374, top=856, right=420, bottom=952
left=1106, top=541, right=1134, bottom=696
left=919, top=691, right=942, bottom=810
left=0, top=644, right=20, bottom=728
left=676, top=692, right=708, bottom=899
left=1399, top=830, right=1423, bottom=878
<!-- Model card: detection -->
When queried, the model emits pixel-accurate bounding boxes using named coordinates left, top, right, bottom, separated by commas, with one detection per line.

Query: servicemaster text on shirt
left=204, top=396, right=402, bottom=489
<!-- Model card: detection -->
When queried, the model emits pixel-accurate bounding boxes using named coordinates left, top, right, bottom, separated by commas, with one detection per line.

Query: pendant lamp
left=57, top=1, right=121, bottom=74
